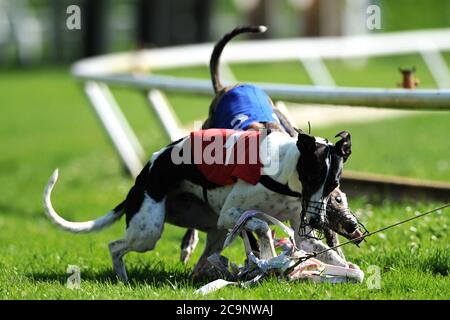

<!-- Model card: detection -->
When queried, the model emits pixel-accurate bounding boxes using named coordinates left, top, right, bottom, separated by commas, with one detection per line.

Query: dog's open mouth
left=326, top=206, right=369, bottom=245
left=348, top=228, right=364, bottom=244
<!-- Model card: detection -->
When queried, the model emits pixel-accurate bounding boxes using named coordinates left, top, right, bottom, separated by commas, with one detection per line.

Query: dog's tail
left=43, top=169, right=125, bottom=233
left=210, top=25, right=267, bottom=93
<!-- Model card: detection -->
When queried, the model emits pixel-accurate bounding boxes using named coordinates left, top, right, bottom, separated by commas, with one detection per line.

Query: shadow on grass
left=27, top=262, right=206, bottom=288
left=0, top=202, right=25, bottom=217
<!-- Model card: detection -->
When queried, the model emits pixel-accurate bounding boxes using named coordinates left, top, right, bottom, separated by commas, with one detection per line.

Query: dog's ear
left=335, top=131, right=352, bottom=162
left=297, top=132, right=316, bottom=153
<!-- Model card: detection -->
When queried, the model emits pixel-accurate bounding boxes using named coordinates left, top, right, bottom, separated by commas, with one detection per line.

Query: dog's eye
left=335, top=196, right=342, bottom=203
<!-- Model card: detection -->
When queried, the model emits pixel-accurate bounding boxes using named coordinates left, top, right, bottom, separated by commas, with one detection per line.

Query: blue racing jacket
left=212, top=84, right=280, bottom=130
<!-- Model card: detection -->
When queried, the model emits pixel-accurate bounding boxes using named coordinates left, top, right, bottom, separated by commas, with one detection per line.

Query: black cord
left=287, top=203, right=450, bottom=273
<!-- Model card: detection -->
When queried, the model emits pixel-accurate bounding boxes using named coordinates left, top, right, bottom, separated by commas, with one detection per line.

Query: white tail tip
left=258, top=25, right=268, bottom=33
left=50, top=169, right=59, bottom=183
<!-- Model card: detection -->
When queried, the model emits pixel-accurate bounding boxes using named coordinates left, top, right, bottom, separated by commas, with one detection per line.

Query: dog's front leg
left=323, top=226, right=346, bottom=260
left=299, top=237, right=349, bottom=267
left=217, top=186, right=276, bottom=260
left=244, top=218, right=276, bottom=260
left=216, top=183, right=262, bottom=230
left=191, top=229, right=228, bottom=279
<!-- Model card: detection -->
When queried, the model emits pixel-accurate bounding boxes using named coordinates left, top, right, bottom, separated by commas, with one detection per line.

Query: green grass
left=1, top=200, right=448, bottom=299
left=380, top=0, right=450, bottom=32
left=0, top=63, right=449, bottom=299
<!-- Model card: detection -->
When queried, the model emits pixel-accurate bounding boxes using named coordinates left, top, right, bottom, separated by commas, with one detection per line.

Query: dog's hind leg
left=180, top=228, right=199, bottom=264
left=111, top=194, right=166, bottom=283
left=109, top=239, right=130, bottom=283
left=126, top=194, right=165, bottom=251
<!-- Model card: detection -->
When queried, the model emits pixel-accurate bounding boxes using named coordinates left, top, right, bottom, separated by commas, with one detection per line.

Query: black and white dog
left=44, top=126, right=352, bottom=282
left=178, top=26, right=362, bottom=265
left=43, top=26, right=353, bottom=283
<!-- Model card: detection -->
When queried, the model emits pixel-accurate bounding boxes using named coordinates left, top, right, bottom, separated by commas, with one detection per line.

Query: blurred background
left=1, top=0, right=449, bottom=182
left=1, top=0, right=449, bottom=186
left=1, top=0, right=450, bottom=66
left=0, top=0, right=449, bottom=299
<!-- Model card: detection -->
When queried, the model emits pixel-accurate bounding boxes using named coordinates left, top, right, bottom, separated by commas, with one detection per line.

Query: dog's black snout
left=344, top=220, right=359, bottom=233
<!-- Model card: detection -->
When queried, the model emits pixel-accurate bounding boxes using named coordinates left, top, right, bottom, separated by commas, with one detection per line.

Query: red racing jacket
left=190, top=129, right=263, bottom=186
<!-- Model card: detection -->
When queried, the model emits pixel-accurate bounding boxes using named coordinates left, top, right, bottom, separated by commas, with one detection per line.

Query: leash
left=286, top=203, right=450, bottom=273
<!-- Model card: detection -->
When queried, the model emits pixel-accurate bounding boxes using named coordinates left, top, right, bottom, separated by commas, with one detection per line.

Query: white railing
left=72, top=28, right=450, bottom=177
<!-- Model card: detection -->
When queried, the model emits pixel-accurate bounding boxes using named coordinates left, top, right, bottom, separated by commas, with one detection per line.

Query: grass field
left=0, top=58, right=449, bottom=299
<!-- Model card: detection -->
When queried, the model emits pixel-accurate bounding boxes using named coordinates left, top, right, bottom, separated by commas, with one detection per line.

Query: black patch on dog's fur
left=296, top=133, right=327, bottom=199
left=295, top=132, right=351, bottom=231
left=124, top=162, right=150, bottom=227
left=323, top=132, right=351, bottom=196
left=124, top=145, right=220, bottom=227
left=323, top=149, right=343, bottom=196
left=296, top=132, right=350, bottom=201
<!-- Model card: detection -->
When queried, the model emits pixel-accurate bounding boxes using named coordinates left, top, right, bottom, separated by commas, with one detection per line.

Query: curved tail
left=210, top=25, right=267, bottom=93
left=43, top=169, right=125, bottom=233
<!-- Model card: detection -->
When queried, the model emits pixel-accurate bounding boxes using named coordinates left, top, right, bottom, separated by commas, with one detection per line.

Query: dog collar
left=259, top=175, right=302, bottom=198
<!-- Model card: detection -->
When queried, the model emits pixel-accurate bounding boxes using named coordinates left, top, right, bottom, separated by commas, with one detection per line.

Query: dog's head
left=296, top=130, right=352, bottom=231
left=326, top=188, right=365, bottom=244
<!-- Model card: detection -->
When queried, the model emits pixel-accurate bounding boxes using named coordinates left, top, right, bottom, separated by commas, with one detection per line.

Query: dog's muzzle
left=309, top=216, right=323, bottom=230
left=301, top=200, right=326, bottom=230
left=325, top=207, right=369, bottom=245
